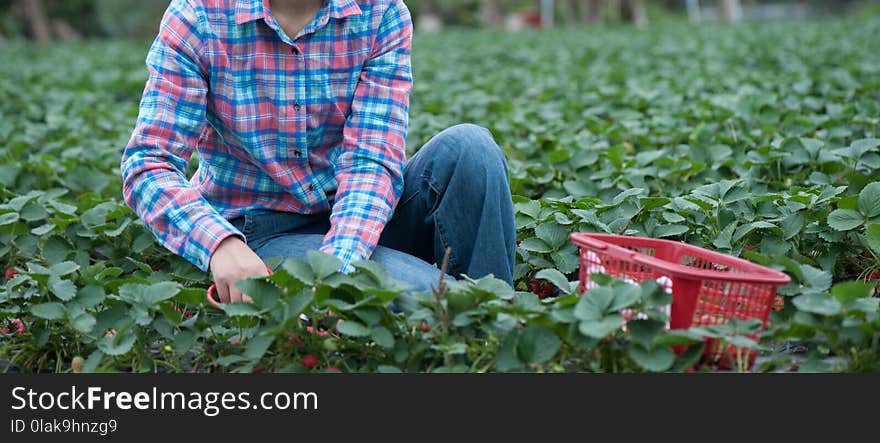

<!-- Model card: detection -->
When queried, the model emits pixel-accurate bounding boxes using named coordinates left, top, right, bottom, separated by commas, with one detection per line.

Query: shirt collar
left=235, top=0, right=362, bottom=25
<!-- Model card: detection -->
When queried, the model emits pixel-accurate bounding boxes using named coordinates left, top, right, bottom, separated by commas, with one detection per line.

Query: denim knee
left=429, top=123, right=507, bottom=177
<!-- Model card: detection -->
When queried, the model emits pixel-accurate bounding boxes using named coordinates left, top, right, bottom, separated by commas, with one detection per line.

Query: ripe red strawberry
left=230, top=339, right=240, bottom=346
left=528, top=279, right=540, bottom=294
left=529, top=279, right=557, bottom=299
left=4, top=267, right=15, bottom=280
left=183, top=310, right=191, bottom=318
left=324, top=366, right=340, bottom=372
left=868, top=270, right=880, bottom=281
left=300, top=353, right=319, bottom=370
left=0, top=327, right=8, bottom=334
left=743, top=245, right=754, bottom=251
left=420, top=322, right=430, bottom=333
left=10, top=319, right=26, bottom=334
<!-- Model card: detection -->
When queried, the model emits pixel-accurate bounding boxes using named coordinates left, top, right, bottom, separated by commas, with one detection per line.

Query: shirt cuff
left=184, top=212, right=246, bottom=272
left=318, top=244, right=366, bottom=274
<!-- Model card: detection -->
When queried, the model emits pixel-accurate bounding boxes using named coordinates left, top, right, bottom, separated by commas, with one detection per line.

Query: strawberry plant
left=2, top=18, right=880, bottom=372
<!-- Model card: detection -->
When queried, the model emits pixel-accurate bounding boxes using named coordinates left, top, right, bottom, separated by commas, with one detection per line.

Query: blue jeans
left=229, top=124, right=516, bottom=294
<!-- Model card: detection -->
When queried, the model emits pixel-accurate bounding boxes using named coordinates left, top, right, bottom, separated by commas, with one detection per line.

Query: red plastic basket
left=570, top=233, right=791, bottom=370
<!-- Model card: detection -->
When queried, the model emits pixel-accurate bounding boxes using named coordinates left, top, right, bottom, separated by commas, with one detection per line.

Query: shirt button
left=291, top=45, right=300, bottom=55
left=293, top=150, right=302, bottom=157
left=293, top=103, right=301, bottom=111
left=308, top=184, right=315, bottom=192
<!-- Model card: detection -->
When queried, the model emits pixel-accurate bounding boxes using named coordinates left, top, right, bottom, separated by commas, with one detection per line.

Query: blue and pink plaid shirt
left=121, top=0, right=412, bottom=271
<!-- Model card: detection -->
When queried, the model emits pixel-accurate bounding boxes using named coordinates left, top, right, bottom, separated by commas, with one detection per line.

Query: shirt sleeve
left=319, top=0, right=413, bottom=271
left=121, top=0, right=243, bottom=272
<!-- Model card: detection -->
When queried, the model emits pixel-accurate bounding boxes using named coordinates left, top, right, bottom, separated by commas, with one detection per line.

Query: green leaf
left=308, top=250, right=342, bottom=280
left=173, top=330, right=198, bottom=354
left=97, top=329, right=137, bottom=356
left=337, top=320, right=371, bottom=337
left=858, top=182, right=880, bottom=218
left=654, top=329, right=705, bottom=346
left=82, top=350, right=104, bottom=374
left=792, top=293, right=842, bottom=316
left=516, top=326, right=561, bottom=365
left=642, top=280, right=672, bottom=308
left=49, top=261, right=79, bottom=277
left=550, top=249, right=580, bottom=274
left=118, top=282, right=181, bottom=305
left=352, top=259, right=389, bottom=285
left=48, top=275, right=77, bottom=301
left=608, top=283, right=642, bottom=312
left=574, top=286, right=615, bottom=320
left=243, top=335, right=275, bottom=360
left=628, top=345, right=675, bottom=372
left=654, top=224, right=688, bottom=238
left=215, top=355, right=248, bottom=366
left=71, top=313, right=96, bottom=334
left=30, top=302, right=66, bottom=320
left=285, top=289, right=315, bottom=319
left=519, top=237, right=553, bottom=253
left=830, top=281, right=874, bottom=302
left=627, top=319, right=666, bottom=348
left=851, top=138, right=880, bottom=156
left=827, top=209, right=864, bottom=231
left=282, top=259, right=315, bottom=284
left=223, top=302, right=262, bottom=317
left=535, top=268, right=571, bottom=294
left=801, top=265, right=832, bottom=292
left=0, top=212, right=19, bottom=226
left=495, top=331, right=524, bottom=372
left=866, top=224, right=880, bottom=255
left=579, top=315, right=623, bottom=339
left=535, top=222, right=569, bottom=249
left=370, top=326, right=395, bottom=349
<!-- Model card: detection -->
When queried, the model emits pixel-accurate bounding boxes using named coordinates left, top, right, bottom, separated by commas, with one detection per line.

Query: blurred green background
left=1, top=0, right=876, bottom=42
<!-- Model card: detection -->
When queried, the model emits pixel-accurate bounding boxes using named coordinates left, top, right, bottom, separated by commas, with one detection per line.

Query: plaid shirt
left=121, top=0, right=412, bottom=272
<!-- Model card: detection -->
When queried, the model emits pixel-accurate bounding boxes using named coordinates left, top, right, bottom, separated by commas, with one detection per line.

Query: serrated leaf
left=579, top=314, right=623, bottom=339
left=222, top=302, right=262, bottom=317
left=827, top=209, right=864, bottom=231
left=282, top=259, right=315, bottom=284
left=337, top=320, right=370, bottom=337
left=71, top=313, right=96, bottom=334
left=535, top=222, right=568, bottom=248
left=97, top=329, right=137, bottom=356
left=535, top=268, right=571, bottom=294
left=628, top=345, right=676, bottom=372
left=370, top=326, right=395, bottom=349
left=30, top=302, right=66, bottom=320
left=516, top=326, right=560, bottom=364
left=627, top=319, right=666, bottom=348
left=308, top=251, right=342, bottom=279
left=858, top=182, right=880, bottom=218
left=867, top=224, right=880, bottom=255
left=519, top=237, right=553, bottom=253
left=48, top=275, right=77, bottom=301
left=792, top=293, right=841, bottom=316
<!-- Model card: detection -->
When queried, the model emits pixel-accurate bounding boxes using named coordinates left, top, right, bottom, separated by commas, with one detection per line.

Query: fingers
left=229, top=284, right=245, bottom=304
left=216, top=282, right=231, bottom=304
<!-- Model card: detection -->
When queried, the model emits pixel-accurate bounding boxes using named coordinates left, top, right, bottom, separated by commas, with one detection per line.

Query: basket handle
left=631, top=254, right=791, bottom=285
left=571, top=234, right=608, bottom=251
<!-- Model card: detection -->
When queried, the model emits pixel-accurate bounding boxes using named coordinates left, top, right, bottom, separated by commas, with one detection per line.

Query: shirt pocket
left=306, top=68, right=358, bottom=118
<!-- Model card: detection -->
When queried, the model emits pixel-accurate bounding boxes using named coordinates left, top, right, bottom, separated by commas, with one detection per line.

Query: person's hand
left=209, top=236, right=268, bottom=303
